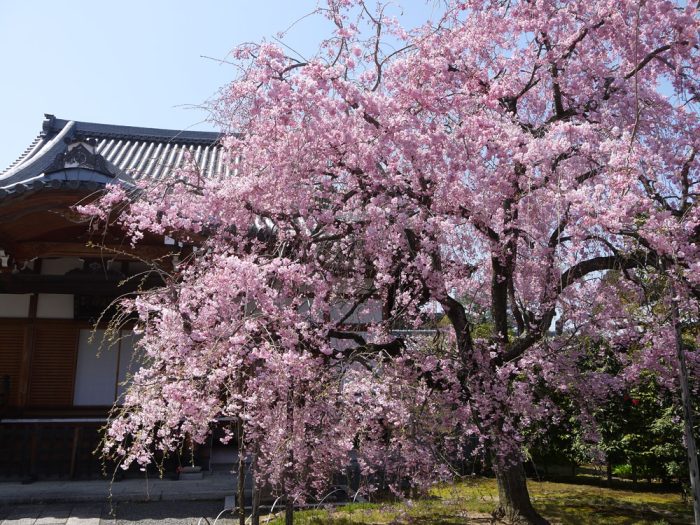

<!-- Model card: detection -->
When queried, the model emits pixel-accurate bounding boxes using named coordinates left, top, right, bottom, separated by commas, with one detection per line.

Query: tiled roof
left=0, top=114, right=232, bottom=198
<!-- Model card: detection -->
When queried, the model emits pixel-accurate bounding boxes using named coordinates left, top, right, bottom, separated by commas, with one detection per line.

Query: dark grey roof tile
left=0, top=114, right=229, bottom=197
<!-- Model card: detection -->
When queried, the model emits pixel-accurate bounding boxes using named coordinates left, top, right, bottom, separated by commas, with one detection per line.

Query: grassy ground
left=266, top=477, right=693, bottom=524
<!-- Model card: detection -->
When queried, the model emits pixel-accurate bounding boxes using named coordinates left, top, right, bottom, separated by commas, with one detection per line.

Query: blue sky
left=0, top=1, right=440, bottom=170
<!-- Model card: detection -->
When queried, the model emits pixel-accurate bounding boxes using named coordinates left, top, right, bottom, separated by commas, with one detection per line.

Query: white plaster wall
left=36, top=294, right=74, bottom=318
left=117, top=331, right=142, bottom=399
left=73, top=329, right=119, bottom=406
left=0, top=294, right=31, bottom=317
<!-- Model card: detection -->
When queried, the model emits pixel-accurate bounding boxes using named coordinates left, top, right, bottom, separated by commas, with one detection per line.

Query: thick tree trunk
left=495, top=462, right=549, bottom=525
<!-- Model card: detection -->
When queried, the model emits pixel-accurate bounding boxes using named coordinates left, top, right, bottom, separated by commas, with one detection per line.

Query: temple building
left=0, top=114, right=225, bottom=480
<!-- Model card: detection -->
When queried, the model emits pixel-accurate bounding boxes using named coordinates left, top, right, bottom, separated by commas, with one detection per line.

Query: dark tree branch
left=548, top=208, right=570, bottom=249
left=509, top=279, right=525, bottom=336
left=404, top=227, right=474, bottom=355
left=624, top=43, right=682, bottom=79
left=495, top=251, right=656, bottom=365
left=459, top=205, right=500, bottom=242
left=557, top=254, right=645, bottom=293
left=639, top=173, right=681, bottom=216
left=681, top=148, right=696, bottom=212
left=328, top=329, right=405, bottom=358
left=279, top=62, right=308, bottom=78
left=335, top=289, right=377, bottom=326
left=560, top=21, right=605, bottom=61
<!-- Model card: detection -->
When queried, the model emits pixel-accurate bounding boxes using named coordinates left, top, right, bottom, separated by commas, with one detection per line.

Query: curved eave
left=0, top=121, right=77, bottom=187
left=0, top=168, right=134, bottom=202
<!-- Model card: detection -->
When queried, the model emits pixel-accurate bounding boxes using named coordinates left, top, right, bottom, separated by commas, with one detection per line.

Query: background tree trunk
left=670, top=283, right=700, bottom=525
left=284, top=380, right=295, bottom=525
left=284, top=499, right=294, bottom=525
left=237, top=417, right=246, bottom=525
left=251, top=453, right=260, bottom=525
left=495, top=462, right=549, bottom=525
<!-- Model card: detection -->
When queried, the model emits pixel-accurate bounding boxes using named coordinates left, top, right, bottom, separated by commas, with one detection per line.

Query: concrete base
left=0, top=471, right=237, bottom=506
left=178, top=472, right=204, bottom=481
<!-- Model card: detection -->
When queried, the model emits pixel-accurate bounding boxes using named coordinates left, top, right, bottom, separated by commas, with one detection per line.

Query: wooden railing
left=0, top=418, right=104, bottom=480
left=0, top=418, right=211, bottom=481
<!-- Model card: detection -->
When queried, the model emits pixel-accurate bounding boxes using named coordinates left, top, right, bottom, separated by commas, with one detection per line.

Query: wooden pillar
left=69, top=426, right=81, bottom=479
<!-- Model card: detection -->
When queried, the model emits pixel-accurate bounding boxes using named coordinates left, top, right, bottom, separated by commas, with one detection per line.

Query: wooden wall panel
left=28, top=324, right=78, bottom=407
left=0, top=322, right=26, bottom=407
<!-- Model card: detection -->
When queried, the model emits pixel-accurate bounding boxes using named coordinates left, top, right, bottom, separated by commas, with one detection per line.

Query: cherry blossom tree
left=81, top=1, right=700, bottom=523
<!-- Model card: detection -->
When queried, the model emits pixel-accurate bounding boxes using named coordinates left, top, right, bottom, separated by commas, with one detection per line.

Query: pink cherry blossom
left=81, top=2, right=700, bottom=523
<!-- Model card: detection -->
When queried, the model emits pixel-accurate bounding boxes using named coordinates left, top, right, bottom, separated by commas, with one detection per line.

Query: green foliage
left=612, top=463, right=633, bottom=478
left=471, top=322, right=495, bottom=340
left=604, top=376, right=694, bottom=485
left=532, top=372, right=695, bottom=487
